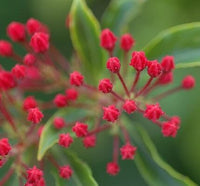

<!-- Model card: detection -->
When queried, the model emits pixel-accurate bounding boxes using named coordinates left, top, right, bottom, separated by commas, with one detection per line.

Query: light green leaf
left=37, top=108, right=88, bottom=161
left=101, top=0, right=147, bottom=35
left=144, top=23, right=200, bottom=68
left=52, top=149, right=98, bottom=186
left=69, top=0, right=106, bottom=84
left=123, top=116, right=197, bottom=186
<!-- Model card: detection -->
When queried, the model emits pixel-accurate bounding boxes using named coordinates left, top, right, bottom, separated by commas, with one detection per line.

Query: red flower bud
left=106, top=162, right=120, bottom=176
left=158, top=72, right=173, bottom=85
left=0, top=40, right=13, bottom=57
left=170, top=116, right=181, bottom=127
left=103, top=105, right=120, bottom=122
left=72, top=122, right=88, bottom=137
left=120, top=34, right=135, bottom=52
left=161, top=56, right=175, bottom=72
left=130, top=51, right=147, bottom=71
left=25, top=66, right=41, bottom=80
left=53, top=94, right=68, bottom=108
left=0, top=138, right=11, bottom=156
left=58, top=133, right=73, bottom=148
left=23, top=53, right=36, bottom=66
left=83, top=135, right=96, bottom=148
left=30, top=32, right=49, bottom=53
left=26, top=18, right=48, bottom=35
left=70, top=71, right=84, bottom=86
left=100, top=29, right=117, bottom=52
left=53, top=117, right=65, bottom=129
left=147, top=60, right=162, bottom=78
left=120, top=143, right=137, bottom=160
left=162, top=121, right=178, bottom=137
left=23, top=96, right=37, bottom=111
left=27, top=107, right=44, bottom=124
left=7, top=22, right=26, bottom=42
left=182, top=75, right=195, bottom=89
left=144, top=103, right=164, bottom=121
left=123, top=100, right=137, bottom=114
left=0, top=71, right=16, bottom=90
left=106, top=57, right=121, bottom=73
left=11, top=64, right=26, bottom=79
left=59, top=165, right=73, bottom=179
left=98, top=78, right=113, bottom=93
left=26, top=166, right=44, bottom=183
left=65, top=88, right=78, bottom=101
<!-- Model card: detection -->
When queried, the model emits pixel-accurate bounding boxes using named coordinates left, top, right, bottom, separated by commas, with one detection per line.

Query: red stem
left=48, top=156, right=60, bottom=169
left=111, top=91, right=125, bottom=102
left=117, top=72, right=130, bottom=97
left=86, top=125, right=111, bottom=136
left=0, top=168, right=14, bottom=186
left=130, top=71, right=140, bottom=92
left=120, top=125, right=131, bottom=143
left=136, top=77, right=153, bottom=97
left=113, top=135, right=119, bottom=163
left=152, top=86, right=182, bottom=101
left=0, top=102, right=17, bottom=131
left=83, top=83, right=98, bottom=92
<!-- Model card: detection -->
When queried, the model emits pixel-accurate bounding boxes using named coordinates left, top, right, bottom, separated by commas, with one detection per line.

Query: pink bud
left=106, top=57, right=121, bottom=73
left=100, top=29, right=117, bottom=52
left=98, top=78, right=113, bottom=93
left=7, top=22, right=26, bottom=42
left=130, top=51, right=147, bottom=71
left=120, top=34, right=135, bottom=52
left=30, top=32, right=49, bottom=53
left=0, top=40, right=13, bottom=57
left=182, top=75, right=195, bottom=89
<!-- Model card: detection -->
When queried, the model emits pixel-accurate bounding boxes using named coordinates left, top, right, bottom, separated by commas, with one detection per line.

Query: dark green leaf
left=69, top=0, right=106, bottom=84
left=37, top=108, right=88, bottom=161
left=144, top=22, right=200, bottom=69
left=51, top=149, right=98, bottom=186
left=123, top=116, right=197, bottom=186
left=101, top=0, right=147, bottom=35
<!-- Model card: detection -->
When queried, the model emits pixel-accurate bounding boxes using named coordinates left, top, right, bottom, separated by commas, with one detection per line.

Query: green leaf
left=176, top=61, right=200, bottom=69
left=37, top=108, right=88, bottom=161
left=144, top=23, right=200, bottom=68
left=123, top=116, right=197, bottom=186
left=69, top=0, right=106, bottom=85
left=52, top=149, right=98, bottom=186
left=101, top=0, right=147, bottom=35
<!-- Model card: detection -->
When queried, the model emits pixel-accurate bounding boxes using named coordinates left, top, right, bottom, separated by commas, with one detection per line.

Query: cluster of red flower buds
left=0, top=16, right=195, bottom=185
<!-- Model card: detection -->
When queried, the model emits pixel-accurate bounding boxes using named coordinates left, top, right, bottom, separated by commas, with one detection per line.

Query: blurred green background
left=0, top=0, right=200, bottom=185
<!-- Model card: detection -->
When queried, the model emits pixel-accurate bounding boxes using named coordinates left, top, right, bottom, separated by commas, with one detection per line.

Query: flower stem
left=152, top=86, right=182, bottom=101
left=130, top=71, right=140, bottom=92
left=0, top=168, right=14, bottom=185
left=117, top=72, right=130, bottom=97
left=113, top=135, right=119, bottom=163
left=136, top=77, right=153, bottom=97
left=111, top=91, right=125, bottom=102
left=86, top=125, right=111, bottom=136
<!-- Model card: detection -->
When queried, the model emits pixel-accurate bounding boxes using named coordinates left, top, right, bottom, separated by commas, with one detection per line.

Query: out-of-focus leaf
left=101, top=0, right=147, bottom=35
left=123, top=116, right=197, bottom=186
left=69, top=0, right=106, bottom=84
left=37, top=108, right=88, bottom=161
left=144, top=23, right=200, bottom=66
left=52, top=149, right=98, bottom=186
left=176, top=61, right=200, bottom=69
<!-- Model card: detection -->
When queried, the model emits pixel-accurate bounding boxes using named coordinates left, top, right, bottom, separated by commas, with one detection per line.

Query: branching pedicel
left=0, top=17, right=195, bottom=185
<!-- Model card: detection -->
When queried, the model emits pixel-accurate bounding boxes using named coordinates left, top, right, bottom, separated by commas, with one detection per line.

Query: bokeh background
left=0, top=0, right=200, bottom=185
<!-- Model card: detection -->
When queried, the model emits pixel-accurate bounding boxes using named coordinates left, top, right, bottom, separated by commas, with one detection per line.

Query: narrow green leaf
left=144, top=23, right=200, bottom=67
left=123, top=116, right=197, bottom=186
left=69, top=0, right=106, bottom=84
left=52, top=149, right=98, bottom=186
left=37, top=108, right=88, bottom=161
left=176, top=61, right=200, bottom=69
left=101, top=0, right=147, bottom=35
